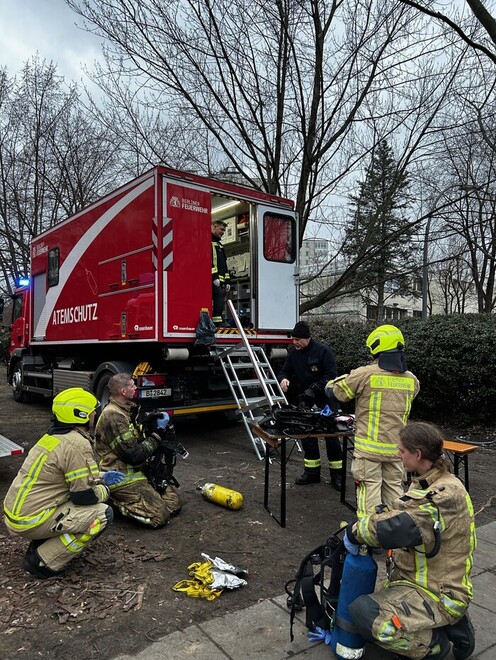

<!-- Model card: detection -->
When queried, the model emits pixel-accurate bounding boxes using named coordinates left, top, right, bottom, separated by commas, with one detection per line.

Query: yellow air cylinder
left=198, top=483, right=244, bottom=510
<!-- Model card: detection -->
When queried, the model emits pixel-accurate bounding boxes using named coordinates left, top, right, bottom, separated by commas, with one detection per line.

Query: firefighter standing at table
left=211, top=219, right=231, bottom=327
left=95, top=373, right=182, bottom=527
left=327, top=324, right=419, bottom=517
left=278, top=321, right=342, bottom=490
left=3, top=388, right=117, bottom=579
left=345, top=422, right=476, bottom=660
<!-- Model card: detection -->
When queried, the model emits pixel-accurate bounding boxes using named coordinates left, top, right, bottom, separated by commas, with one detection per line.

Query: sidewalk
left=116, top=522, right=496, bottom=660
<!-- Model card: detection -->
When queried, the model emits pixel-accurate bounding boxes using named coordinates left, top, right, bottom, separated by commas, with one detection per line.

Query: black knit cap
left=290, top=321, right=311, bottom=339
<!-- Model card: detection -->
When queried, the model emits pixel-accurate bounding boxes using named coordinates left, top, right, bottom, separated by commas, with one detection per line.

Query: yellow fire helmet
left=52, top=387, right=99, bottom=425
left=366, top=324, right=404, bottom=355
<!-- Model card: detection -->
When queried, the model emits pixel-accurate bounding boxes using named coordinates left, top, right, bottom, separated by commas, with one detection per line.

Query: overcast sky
left=0, top=0, right=104, bottom=83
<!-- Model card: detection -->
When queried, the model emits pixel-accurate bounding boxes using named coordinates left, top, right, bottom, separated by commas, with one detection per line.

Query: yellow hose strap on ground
left=171, top=579, right=223, bottom=600
left=188, top=560, right=214, bottom=585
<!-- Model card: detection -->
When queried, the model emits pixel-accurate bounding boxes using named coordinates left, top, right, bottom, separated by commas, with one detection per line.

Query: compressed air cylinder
left=199, top=483, right=244, bottom=510
left=331, top=546, right=378, bottom=660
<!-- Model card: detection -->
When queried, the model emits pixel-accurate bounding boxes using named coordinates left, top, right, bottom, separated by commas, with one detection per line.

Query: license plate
left=139, top=388, right=172, bottom=398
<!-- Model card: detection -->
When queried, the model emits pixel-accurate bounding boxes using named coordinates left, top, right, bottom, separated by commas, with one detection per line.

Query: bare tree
left=0, top=57, right=122, bottom=295
left=67, top=0, right=448, bottom=236
left=65, top=0, right=483, bottom=317
left=398, top=0, right=496, bottom=64
left=429, top=236, right=473, bottom=314
left=426, top=125, right=496, bottom=313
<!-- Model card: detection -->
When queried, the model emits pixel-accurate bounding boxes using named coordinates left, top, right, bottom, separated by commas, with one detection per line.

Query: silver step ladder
left=214, top=300, right=300, bottom=460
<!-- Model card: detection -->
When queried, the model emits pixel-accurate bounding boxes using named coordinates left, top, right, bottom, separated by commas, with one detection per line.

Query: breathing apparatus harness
left=286, top=525, right=346, bottom=642
left=258, top=405, right=354, bottom=438
left=136, top=407, right=189, bottom=491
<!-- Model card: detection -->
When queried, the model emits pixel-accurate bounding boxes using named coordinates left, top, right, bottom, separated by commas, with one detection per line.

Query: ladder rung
left=230, top=362, right=269, bottom=369
left=239, top=395, right=285, bottom=407
left=233, top=379, right=277, bottom=387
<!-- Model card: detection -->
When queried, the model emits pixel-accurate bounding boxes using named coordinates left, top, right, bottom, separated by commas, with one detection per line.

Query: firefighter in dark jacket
left=95, top=373, right=182, bottom=527
left=278, top=321, right=342, bottom=490
left=211, top=220, right=231, bottom=327
left=4, top=388, right=114, bottom=579
left=345, top=422, right=476, bottom=660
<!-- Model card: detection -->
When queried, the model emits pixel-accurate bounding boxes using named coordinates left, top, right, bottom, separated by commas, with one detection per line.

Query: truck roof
left=34, top=165, right=294, bottom=241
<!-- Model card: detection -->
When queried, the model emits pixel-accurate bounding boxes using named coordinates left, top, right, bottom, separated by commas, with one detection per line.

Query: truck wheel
left=95, top=372, right=113, bottom=409
left=12, top=362, right=30, bottom=403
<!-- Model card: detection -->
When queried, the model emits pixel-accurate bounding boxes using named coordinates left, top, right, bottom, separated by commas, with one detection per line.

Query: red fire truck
left=3, top=166, right=299, bottom=415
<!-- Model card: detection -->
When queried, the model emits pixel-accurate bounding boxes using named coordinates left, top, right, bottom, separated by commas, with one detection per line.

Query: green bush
left=310, top=314, right=496, bottom=426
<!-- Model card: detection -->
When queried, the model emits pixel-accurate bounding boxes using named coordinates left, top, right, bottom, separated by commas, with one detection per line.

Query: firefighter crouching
left=344, top=422, right=476, bottom=660
left=327, top=324, right=419, bottom=518
left=95, top=373, right=182, bottom=528
left=3, top=388, right=115, bottom=579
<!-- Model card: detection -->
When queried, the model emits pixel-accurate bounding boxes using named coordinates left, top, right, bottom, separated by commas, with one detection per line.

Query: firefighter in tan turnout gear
left=327, top=324, right=419, bottom=518
left=3, top=388, right=115, bottom=579
left=345, top=422, right=476, bottom=660
left=95, top=372, right=182, bottom=527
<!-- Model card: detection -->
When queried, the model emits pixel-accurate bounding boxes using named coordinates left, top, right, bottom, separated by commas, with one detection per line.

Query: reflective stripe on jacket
left=353, top=466, right=476, bottom=617
left=212, top=235, right=230, bottom=283
left=94, top=398, right=157, bottom=488
left=4, top=428, right=104, bottom=531
left=332, top=361, right=419, bottom=460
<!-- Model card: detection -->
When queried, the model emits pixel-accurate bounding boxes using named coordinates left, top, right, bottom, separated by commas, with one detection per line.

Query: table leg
left=280, top=439, right=286, bottom=528
left=264, top=441, right=270, bottom=510
left=454, top=454, right=459, bottom=479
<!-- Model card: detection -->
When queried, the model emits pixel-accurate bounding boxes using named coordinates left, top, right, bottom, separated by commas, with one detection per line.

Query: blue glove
left=155, top=412, right=170, bottom=430
left=102, top=470, right=125, bottom=486
left=308, top=627, right=332, bottom=645
left=319, top=405, right=332, bottom=416
left=344, top=528, right=359, bottom=556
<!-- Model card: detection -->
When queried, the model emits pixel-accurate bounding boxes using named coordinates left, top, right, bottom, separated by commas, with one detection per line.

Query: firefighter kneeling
left=344, top=422, right=475, bottom=660
left=3, top=388, right=114, bottom=579
left=95, top=373, right=182, bottom=528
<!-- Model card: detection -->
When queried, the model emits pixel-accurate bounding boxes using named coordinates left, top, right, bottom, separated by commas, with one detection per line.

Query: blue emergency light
left=17, top=276, right=30, bottom=287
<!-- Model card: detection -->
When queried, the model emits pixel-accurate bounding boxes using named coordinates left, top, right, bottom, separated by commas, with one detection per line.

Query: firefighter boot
left=22, top=544, right=63, bottom=580
left=426, top=628, right=451, bottom=659
left=329, top=470, right=342, bottom=491
left=393, top=629, right=450, bottom=660
left=295, top=469, right=321, bottom=485
left=445, top=614, right=475, bottom=660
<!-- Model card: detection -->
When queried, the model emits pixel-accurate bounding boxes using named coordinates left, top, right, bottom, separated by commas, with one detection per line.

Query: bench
left=442, top=439, right=478, bottom=491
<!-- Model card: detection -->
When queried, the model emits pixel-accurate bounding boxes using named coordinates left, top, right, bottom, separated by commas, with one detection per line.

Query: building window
left=367, top=304, right=408, bottom=321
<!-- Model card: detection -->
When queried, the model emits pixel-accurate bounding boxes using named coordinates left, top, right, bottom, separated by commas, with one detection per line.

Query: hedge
left=309, top=314, right=496, bottom=426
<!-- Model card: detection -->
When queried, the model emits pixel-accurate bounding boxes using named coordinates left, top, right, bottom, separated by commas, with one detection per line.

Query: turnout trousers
left=110, top=480, right=182, bottom=528
left=302, top=436, right=342, bottom=473
left=352, top=455, right=405, bottom=518
left=6, top=501, right=113, bottom=572
left=349, top=582, right=460, bottom=659
left=212, top=284, right=225, bottom=324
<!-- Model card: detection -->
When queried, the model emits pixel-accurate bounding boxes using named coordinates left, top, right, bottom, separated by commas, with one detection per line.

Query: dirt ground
left=1, top=364, right=495, bottom=660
